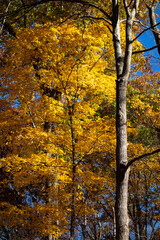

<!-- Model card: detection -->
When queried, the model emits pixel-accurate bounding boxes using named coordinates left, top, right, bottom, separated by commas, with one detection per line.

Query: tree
left=0, top=21, right=117, bottom=239
left=1, top=1, right=160, bottom=240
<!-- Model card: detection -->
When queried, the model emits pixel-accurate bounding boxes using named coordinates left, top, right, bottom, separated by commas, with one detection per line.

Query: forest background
left=0, top=1, right=160, bottom=240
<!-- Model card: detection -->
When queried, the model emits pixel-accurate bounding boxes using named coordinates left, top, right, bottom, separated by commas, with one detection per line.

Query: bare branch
left=126, top=148, right=160, bottom=169
left=61, top=0, right=112, bottom=20
left=149, top=54, right=160, bottom=60
left=60, top=13, right=81, bottom=24
left=132, top=43, right=160, bottom=54
left=79, top=15, right=112, bottom=26
left=132, top=21, right=160, bottom=43
left=89, top=52, right=106, bottom=71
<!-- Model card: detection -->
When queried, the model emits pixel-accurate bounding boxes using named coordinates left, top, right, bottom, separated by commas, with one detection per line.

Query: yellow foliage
left=0, top=17, right=158, bottom=238
left=0, top=21, right=117, bottom=237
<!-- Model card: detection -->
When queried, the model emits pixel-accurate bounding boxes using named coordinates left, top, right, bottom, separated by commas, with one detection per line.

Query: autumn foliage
left=0, top=1, right=160, bottom=239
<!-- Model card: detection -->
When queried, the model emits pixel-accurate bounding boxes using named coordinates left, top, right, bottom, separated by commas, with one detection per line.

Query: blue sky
left=138, top=6, right=160, bottom=73
left=139, top=32, right=160, bottom=73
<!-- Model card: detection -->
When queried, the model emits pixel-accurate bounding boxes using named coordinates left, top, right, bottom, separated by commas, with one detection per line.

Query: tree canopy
left=0, top=1, right=160, bottom=240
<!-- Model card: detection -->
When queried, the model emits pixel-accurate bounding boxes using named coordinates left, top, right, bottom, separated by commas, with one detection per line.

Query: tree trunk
left=45, top=180, right=54, bottom=240
left=44, top=172, right=59, bottom=240
left=112, top=1, right=129, bottom=239
left=69, top=110, right=76, bottom=240
left=115, top=77, right=130, bottom=240
left=144, top=174, right=148, bottom=239
left=70, top=162, right=76, bottom=240
left=112, top=1, right=140, bottom=239
left=147, top=2, right=160, bottom=55
left=112, top=207, right=116, bottom=240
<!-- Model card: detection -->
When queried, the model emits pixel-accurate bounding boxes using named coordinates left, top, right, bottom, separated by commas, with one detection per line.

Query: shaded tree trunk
left=44, top=180, right=54, bottom=240
left=69, top=109, right=76, bottom=240
left=112, top=207, right=116, bottom=240
left=70, top=161, right=76, bottom=240
left=44, top=172, right=59, bottom=240
left=144, top=174, right=148, bottom=240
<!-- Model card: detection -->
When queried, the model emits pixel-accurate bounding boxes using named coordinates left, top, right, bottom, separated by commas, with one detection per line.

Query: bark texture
left=112, top=1, right=140, bottom=239
left=115, top=77, right=130, bottom=240
left=147, top=2, right=160, bottom=55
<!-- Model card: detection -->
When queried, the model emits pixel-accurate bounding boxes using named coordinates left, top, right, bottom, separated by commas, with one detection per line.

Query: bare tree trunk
left=115, top=76, right=130, bottom=240
left=112, top=1, right=140, bottom=239
left=112, top=1, right=129, bottom=239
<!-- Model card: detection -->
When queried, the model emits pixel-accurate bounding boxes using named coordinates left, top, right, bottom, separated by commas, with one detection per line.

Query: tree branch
left=123, top=0, right=130, bottom=17
left=89, top=52, right=106, bottom=71
left=143, top=161, right=160, bottom=183
left=131, top=0, right=140, bottom=18
left=132, top=21, right=160, bottom=43
left=79, top=15, right=112, bottom=26
left=10, top=0, right=112, bottom=21
left=147, top=2, right=160, bottom=55
left=132, top=43, right=160, bottom=54
left=0, top=1, right=11, bottom=35
left=126, top=148, right=160, bottom=169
